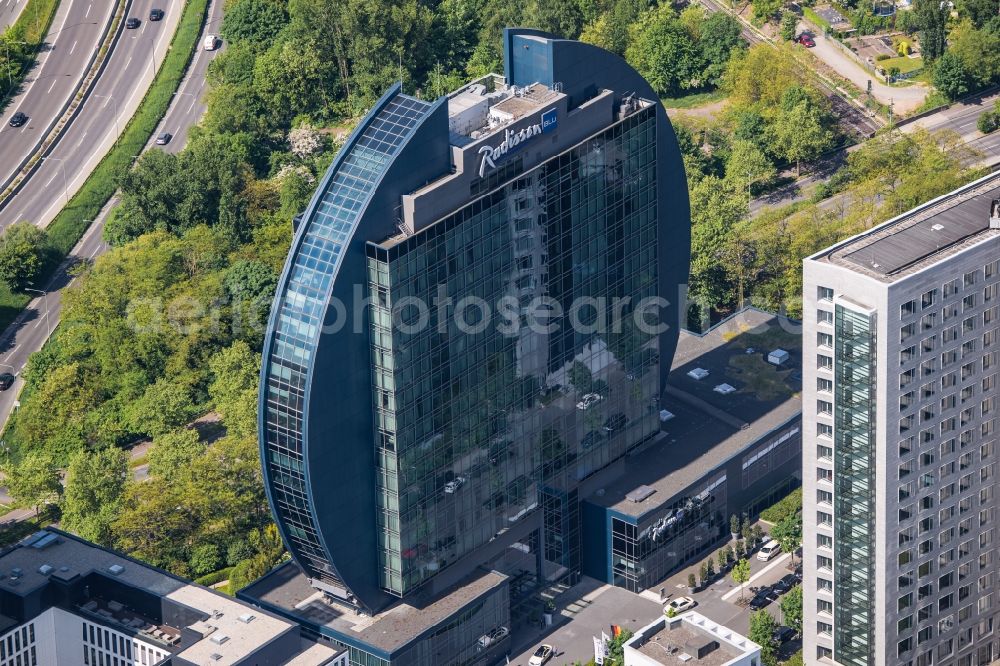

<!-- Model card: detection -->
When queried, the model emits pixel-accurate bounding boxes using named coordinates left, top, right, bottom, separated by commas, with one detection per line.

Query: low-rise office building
left=623, top=611, right=761, bottom=666
left=581, top=308, right=802, bottom=592
left=0, top=529, right=346, bottom=666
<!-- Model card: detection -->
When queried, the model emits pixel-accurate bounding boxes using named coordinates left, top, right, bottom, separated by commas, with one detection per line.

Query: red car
left=797, top=33, right=816, bottom=47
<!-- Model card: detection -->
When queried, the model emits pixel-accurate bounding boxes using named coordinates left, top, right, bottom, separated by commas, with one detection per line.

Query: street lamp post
left=40, top=157, right=69, bottom=204
left=23, top=287, right=50, bottom=337
left=2, top=40, right=28, bottom=90
left=93, top=94, right=120, bottom=143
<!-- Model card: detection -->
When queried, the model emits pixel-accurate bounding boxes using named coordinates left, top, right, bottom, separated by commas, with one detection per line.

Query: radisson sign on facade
left=478, top=108, right=558, bottom=178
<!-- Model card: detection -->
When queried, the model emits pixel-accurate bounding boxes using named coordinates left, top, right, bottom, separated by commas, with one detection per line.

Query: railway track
left=698, top=0, right=883, bottom=138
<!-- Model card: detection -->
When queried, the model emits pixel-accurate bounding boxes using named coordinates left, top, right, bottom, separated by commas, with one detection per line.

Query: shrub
left=760, top=486, right=802, bottom=523
left=979, top=110, right=1000, bottom=134
left=876, top=53, right=891, bottom=61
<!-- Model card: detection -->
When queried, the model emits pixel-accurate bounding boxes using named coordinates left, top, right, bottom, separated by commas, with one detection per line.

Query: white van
left=757, top=540, right=782, bottom=561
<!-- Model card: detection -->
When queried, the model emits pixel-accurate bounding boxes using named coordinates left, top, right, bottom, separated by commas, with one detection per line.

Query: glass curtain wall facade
left=834, top=304, right=877, bottom=665
left=261, top=93, right=436, bottom=595
left=365, top=106, right=662, bottom=597
left=609, top=474, right=727, bottom=592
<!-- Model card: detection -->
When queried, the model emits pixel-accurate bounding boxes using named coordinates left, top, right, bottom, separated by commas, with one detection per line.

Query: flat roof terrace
left=588, top=308, right=802, bottom=518
left=817, top=172, right=1000, bottom=282
left=241, top=562, right=508, bottom=654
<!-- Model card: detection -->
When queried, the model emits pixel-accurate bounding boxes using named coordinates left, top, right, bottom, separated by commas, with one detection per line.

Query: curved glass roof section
left=261, top=92, right=434, bottom=597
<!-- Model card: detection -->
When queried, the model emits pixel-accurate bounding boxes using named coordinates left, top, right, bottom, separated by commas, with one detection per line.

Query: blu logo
left=540, top=108, right=557, bottom=133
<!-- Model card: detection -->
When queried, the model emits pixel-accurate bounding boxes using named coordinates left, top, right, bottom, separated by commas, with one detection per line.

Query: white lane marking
left=85, top=2, right=91, bottom=17
left=720, top=552, right=792, bottom=601
left=123, top=56, right=132, bottom=69
left=188, top=98, right=195, bottom=113
left=46, top=79, right=56, bottom=94
left=46, top=172, right=59, bottom=187
left=88, top=244, right=101, bottom=259
left=69, top=39, right=77, bottom=55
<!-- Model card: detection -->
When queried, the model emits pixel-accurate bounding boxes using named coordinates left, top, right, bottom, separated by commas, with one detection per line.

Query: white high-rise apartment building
left=802, top=173, right=1000, bottom=666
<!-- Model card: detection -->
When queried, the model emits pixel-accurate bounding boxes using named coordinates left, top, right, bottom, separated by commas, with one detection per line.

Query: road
left=147, top=0, right=220, bottom=152
left=0, top=0, right=182, bottom=228
left=0, top=0, right=114, bottom=191
left=0, top=0, right=25, bottom=31
left=749, top=91, right=1000, bottom=216
left=0, top=0, right=221, bottom=432
left=802, top=23, right=928, bottom=114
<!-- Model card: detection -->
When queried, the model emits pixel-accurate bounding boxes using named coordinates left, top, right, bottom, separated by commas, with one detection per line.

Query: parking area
left=505, top=581, right=663, bottom=666
left=642, top=533, right=803, bottom=658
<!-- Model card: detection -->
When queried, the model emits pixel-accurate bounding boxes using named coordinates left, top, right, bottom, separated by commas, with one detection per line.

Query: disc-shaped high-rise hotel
left=247, top=29, right=690, bottom=665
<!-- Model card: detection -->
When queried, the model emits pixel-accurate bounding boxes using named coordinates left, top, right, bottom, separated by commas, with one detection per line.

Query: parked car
left=575, top=392, right=602, bottom=410
left=8, top=111, right=27, bottom=127
left=149, top=8, right=164, bottom=20
left=797, top=32, right=816, bottom=47
left=773, top=626, right=796, bottom=644
left=125, top=17, right=141, bottom=28
left=757, top=540, right=782, bottom=561
left=666, top=596, right=696, bottom=613
left=772, top=574, right=797, bottom=595
left=443, top=476, right=465, bottom=494
left=528, top=644, right=554, bottom=666
left=0, top=373, right=14, bottom=390
left=155, top=132, right=172, bottom=145
left=203, top=34, right=219, bottom=50
left=749, top=588, right=772, bottom=609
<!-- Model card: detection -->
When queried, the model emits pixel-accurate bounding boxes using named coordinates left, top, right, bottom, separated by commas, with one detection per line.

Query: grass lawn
left=662, top=89, right=727, bottom=109
left=879, top=55, right=923, bottom=75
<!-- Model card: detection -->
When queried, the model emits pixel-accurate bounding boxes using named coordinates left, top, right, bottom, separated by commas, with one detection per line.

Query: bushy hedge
left=194, top=567, right=234, bottom=588
left=760, top=486, right=802, bottom=524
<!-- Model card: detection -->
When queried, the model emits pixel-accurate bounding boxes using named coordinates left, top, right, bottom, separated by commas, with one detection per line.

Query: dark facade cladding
left=258, top=28, right=690, bottom=616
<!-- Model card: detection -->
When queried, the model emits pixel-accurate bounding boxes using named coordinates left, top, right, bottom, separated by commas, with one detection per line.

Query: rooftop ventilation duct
left=990, top=199, right=1000, bottom=229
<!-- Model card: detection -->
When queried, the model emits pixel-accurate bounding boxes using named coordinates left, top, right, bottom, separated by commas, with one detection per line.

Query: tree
left=148, top=429, right=205, bottom=483
left=0, top=222, right=47, bottom=292
left=221, top=0, right=288, bottom=48
left=2, top=451, right=61, bottom=517
left=626, top=6, right=705, bottom=96
left=914, top=0, right=949, bottom=60
left=62, top=447, right=129, bottom=545
left=731, top=513, right=740, bottom=536
left=772, top=97, right=835, bottom=174
left=958, top=0, right=999, bottom=27
left=287, top=125, right=324, bottom=159
left=748, top=609, right=779, bottom=666
left=780, top=10, right=799, bottom=40
left=726, top=139, right=777, bottom=199
left=780, top=584, right=803, bottom=635
left=718, top=547, right=730, bottom=567
left=525, top=0, right=584, bottom=38
left=208, top=341, right=261, bottom=438
left=947, top=19, right=1000, bottom=87
left=752, top=0, right=784, bottom=23
left=189, top=543, right=223, bottom=576
left=770, top=513, right=802, bottom=564
left=933, top=51, right=973, bottom=100
left=731, top=559, right=751, bottom=601
left=700, top=13, right=745, bottom=83
left=124, top=378, right=199, bottom=438
left=706, top=556, right=715, bottom=577
left=698, top=562, right=708, bottom=585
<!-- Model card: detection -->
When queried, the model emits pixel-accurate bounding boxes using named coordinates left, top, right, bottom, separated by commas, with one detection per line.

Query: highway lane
left=0, top=0, right=219, bottom=430
left=148, top=0, right=221, bottom=153
left=1, top=0, right=181, bottom=227
left=0, top=0, right=25, bottom=31
left=0, top=0, right=114, bottom=190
